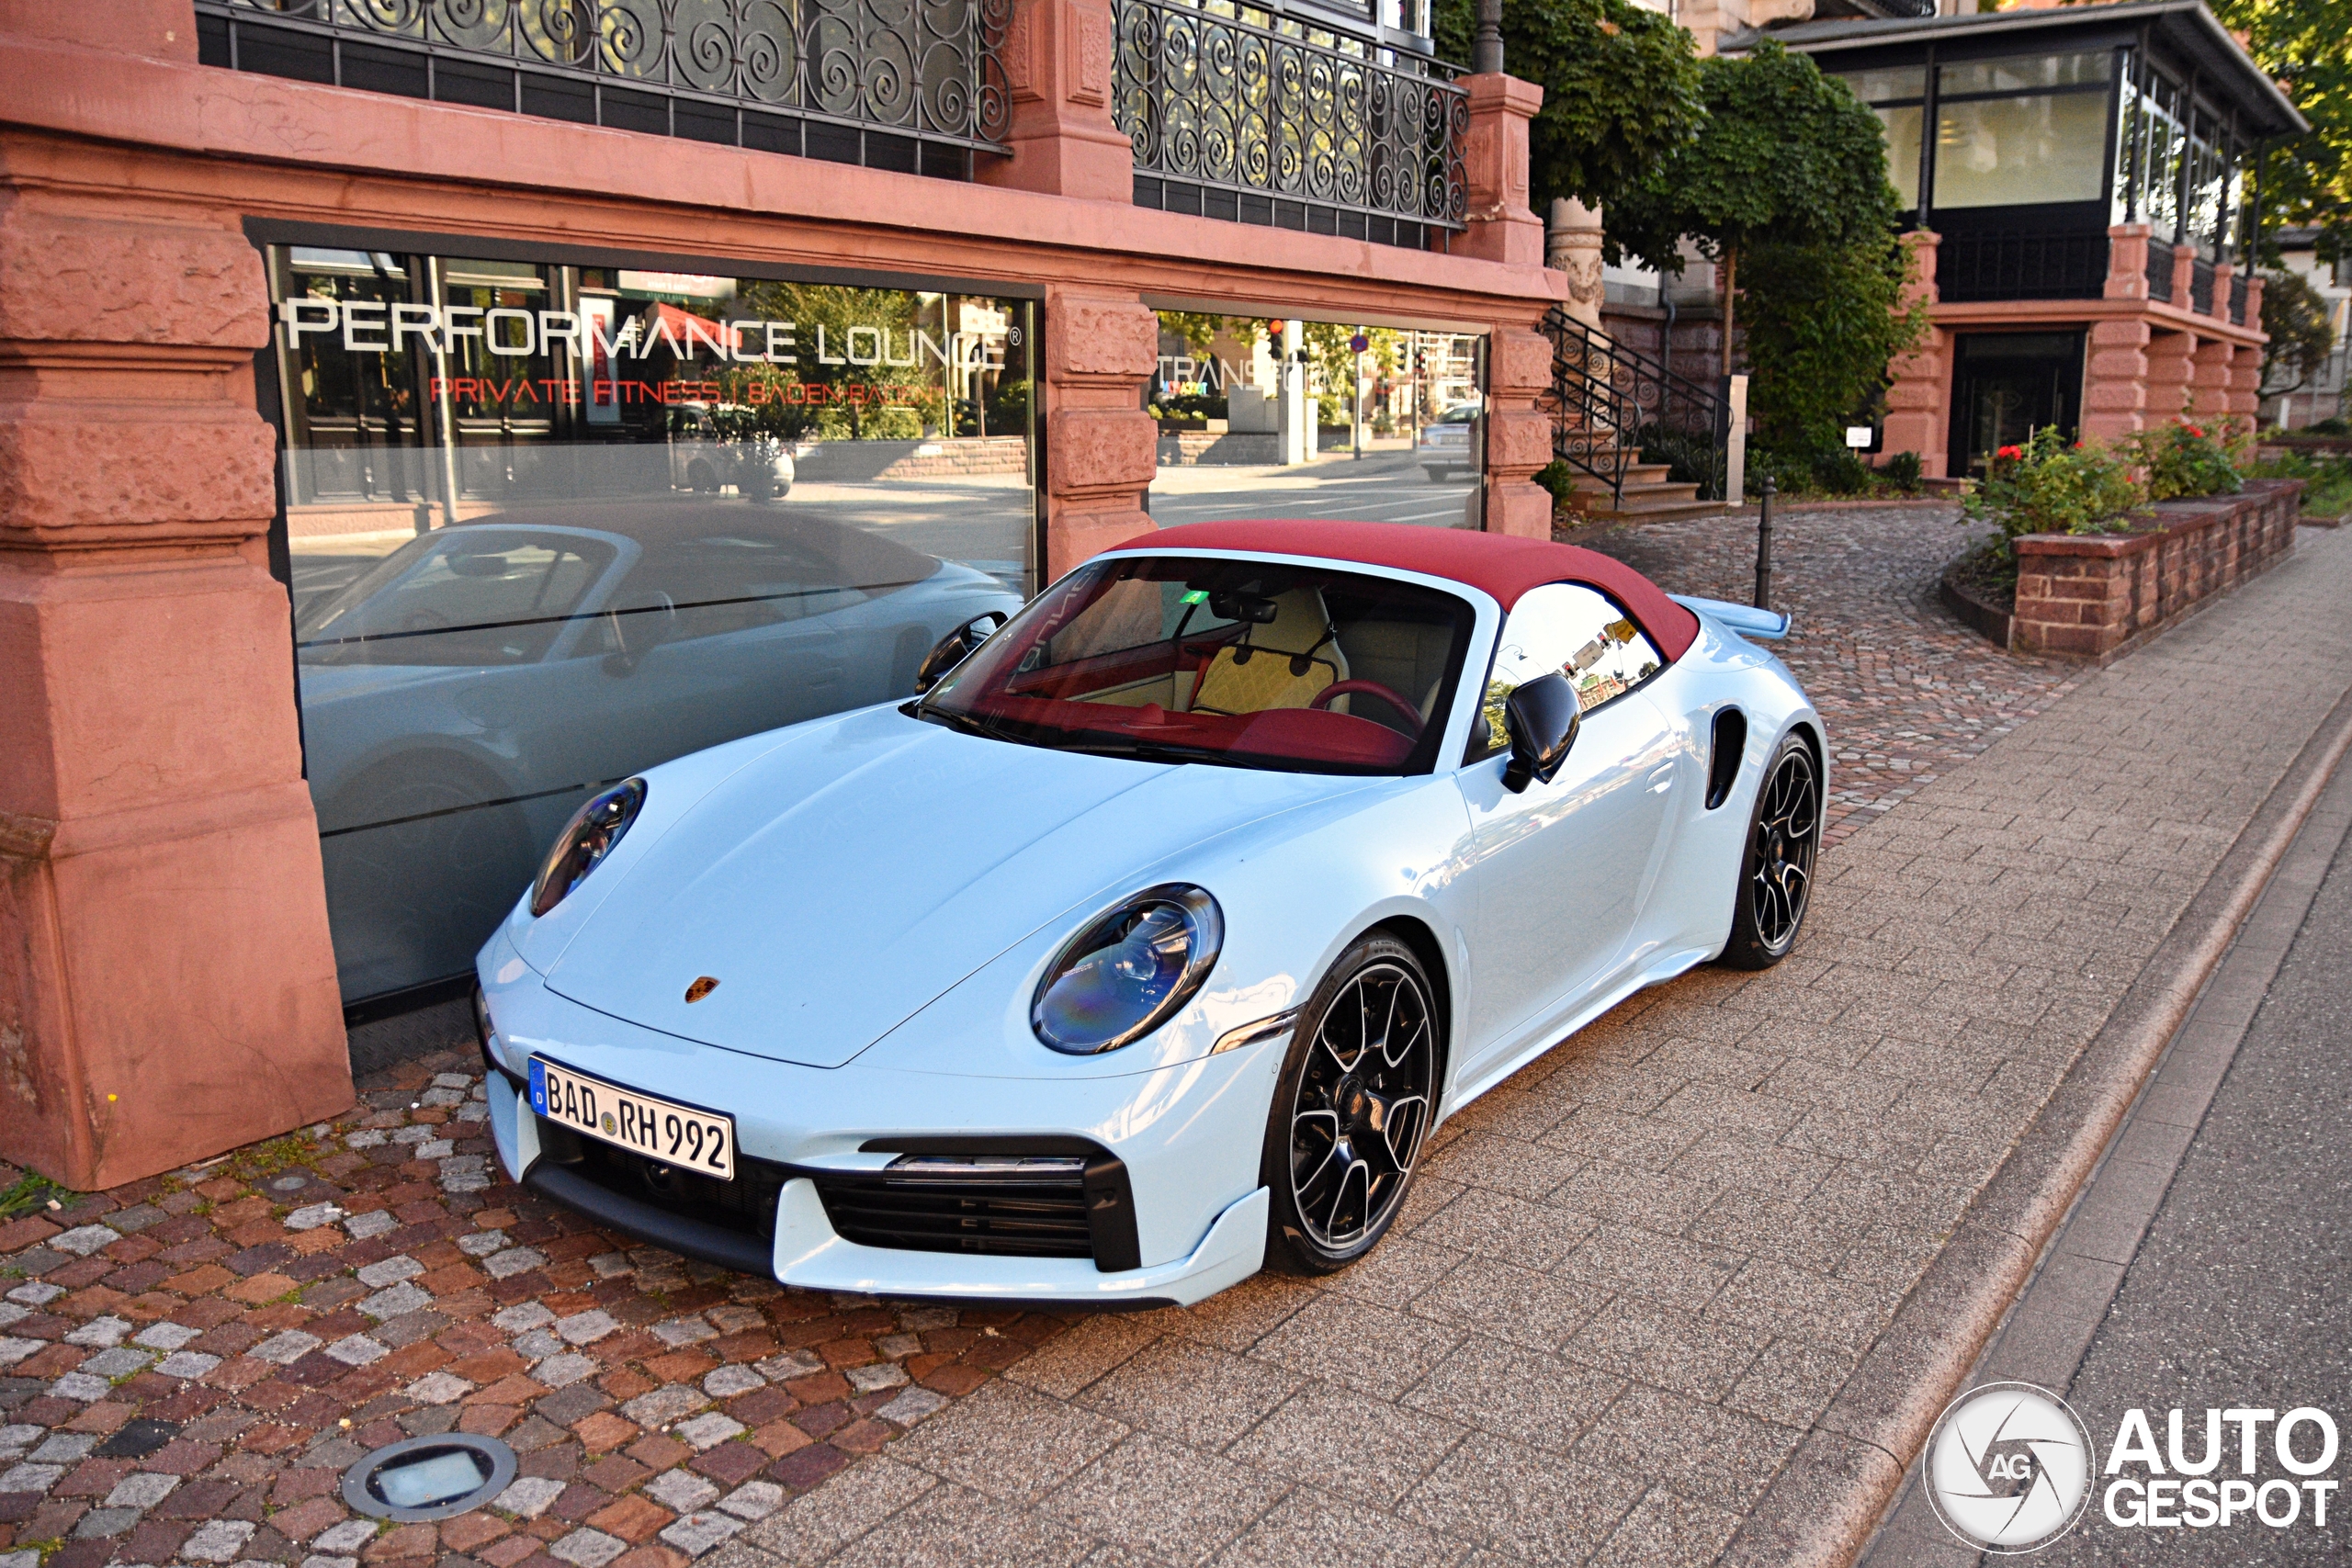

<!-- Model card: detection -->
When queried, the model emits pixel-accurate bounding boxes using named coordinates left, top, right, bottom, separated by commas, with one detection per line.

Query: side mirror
left=1500, top=672, right=1579, bottom=794
left=914, top=611, right=1008, bottom=694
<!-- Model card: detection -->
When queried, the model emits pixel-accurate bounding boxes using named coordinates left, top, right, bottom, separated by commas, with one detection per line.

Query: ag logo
left=1923, top=1382, right=2096, bottom=1552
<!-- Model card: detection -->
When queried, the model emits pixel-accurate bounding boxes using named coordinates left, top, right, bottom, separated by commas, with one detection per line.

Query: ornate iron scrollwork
left=1540, top=307, right=1728, bottom=510
left=206, top=0, right=1011, bottom=149
left=1114, top=0, right=1466, bottom=231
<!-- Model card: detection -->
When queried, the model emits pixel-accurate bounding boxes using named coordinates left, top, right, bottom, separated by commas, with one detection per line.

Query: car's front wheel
left=1719, top=731, right=1821, bottom=970
left=1261, top=933, right=1439, bottom=1273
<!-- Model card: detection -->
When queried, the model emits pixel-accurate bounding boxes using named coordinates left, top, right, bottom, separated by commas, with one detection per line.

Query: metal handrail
left=198, top=0, right=1012, bottom=152
left=1113, top=0, right=1467, bottom=231
left=1539, top=307, right=1726, bottom=510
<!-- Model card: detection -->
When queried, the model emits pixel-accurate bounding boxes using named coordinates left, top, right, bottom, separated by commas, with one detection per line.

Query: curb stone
left=1722, top=679, right=2352, bottom=1568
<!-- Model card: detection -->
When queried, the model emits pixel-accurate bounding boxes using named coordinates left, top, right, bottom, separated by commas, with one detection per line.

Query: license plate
left=527, top=1057, right=735, bottom=1180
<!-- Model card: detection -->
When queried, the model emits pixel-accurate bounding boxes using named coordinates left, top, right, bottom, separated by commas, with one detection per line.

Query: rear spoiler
left=1669, top=593, right=1791, bottom=641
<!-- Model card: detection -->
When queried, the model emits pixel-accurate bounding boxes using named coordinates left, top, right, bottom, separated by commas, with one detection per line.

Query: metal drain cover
left=343, top=1433, right=516, bottom=1522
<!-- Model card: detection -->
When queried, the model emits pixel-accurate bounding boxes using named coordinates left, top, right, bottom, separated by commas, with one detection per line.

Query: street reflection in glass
left=270, top=250, right=1035, bottom=1003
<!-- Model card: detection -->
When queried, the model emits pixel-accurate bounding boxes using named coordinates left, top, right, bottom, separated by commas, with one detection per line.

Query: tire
left=1421, top=466, right=1451, bottom=481
left=1718, top=731, right=1821, bottom=970
left=1261, top=932, right=1440, bottom=1274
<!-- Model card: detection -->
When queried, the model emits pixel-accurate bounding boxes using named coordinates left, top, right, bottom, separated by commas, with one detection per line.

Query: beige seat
left=1189, top=589, right=1348, bottom=715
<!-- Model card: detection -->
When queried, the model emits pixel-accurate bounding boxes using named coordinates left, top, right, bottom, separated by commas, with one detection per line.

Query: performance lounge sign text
left=277, top=299, right=1007, bottom=369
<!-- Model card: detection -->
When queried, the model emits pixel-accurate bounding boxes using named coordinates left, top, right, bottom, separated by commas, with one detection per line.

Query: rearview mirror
left=1500, top=673, right=1578, bottom=794
left=914, top=611, right=1009, bottom=694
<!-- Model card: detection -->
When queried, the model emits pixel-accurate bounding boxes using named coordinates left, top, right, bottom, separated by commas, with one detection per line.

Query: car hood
left=540, top=707, right=1361, bottom=1068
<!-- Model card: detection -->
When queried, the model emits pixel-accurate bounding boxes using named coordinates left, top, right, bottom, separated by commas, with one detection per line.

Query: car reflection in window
left=295, top=504, right=1022, bottom=999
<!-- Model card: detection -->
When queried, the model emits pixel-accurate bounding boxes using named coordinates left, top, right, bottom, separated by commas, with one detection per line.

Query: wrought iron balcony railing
left=2146, top=242, right=2174, bottom=301
left=1114, top=0, right=1467, bottom=249
left=2230, top=271, right=2249, bottom=326
left=195, top=0, right=1011, bottom=177
left=1935, top=229, right=2108, bottom=303
left=2190, top=254, right=2216, bottom=315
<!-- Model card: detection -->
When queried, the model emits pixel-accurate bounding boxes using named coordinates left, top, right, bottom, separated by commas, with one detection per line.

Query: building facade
left=0, top=0, right=1563, bottom=1186
left=1753, top=0, right=2304, bottom=478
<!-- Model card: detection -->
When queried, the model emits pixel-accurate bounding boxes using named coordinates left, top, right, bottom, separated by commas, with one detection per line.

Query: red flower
left=1996, top=444, right=2023, bottom=461
left=2184, top=424, right=2206, bottom=438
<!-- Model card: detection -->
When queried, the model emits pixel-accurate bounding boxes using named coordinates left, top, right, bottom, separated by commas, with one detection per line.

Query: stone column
left=2243, top=273, right=2267, bottom=334
left=1546, top=197, right=1605, bottom=333
left=2226, top=343, right=2264, bottom=423
left=2104, top=222, right=2152, bottom=302
left=2082, top=320, right=2153, bottom=446
left=2145, top=328, right=2197, bottom=423
left=1483, top=325, right=1555, bottom=539
left=2189, top=336, right=2234, bottom=422
left=1457, top=75, right=1544, bottom=269
left=975, top=0, right=1133, bottom=202
left=2170, top=243, right=2197, bottom=308
left=1882, top=231, right=1948, bottom=476
left=2209, top=259, right=2236, bottom=323
left=1040, top=287, right=1158, bottom=580
left=0, top=192, right=354, bottom=1189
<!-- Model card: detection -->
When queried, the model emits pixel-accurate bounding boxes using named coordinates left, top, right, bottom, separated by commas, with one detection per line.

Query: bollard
left=1755, top=475, right=1774, bottom=611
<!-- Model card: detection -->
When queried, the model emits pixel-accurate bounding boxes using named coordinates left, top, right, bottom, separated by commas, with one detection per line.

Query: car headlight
left=529, top=779, right=647, bottom=918
left=1032, top=885, right=1223, bottom=1055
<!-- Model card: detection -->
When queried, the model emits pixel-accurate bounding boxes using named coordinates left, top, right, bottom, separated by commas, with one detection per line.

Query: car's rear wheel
left=1261, top=933, right=1438, bottom=1273
left=1719, top=732, right=1820, bottom=970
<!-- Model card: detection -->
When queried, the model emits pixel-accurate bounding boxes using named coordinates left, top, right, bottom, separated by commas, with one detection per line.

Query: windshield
left=921, top=556, right=1475, bottom=774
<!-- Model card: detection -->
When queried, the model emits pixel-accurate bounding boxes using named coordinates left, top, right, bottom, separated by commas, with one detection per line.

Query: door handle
left=1646, top=763, right=1675, bottom=795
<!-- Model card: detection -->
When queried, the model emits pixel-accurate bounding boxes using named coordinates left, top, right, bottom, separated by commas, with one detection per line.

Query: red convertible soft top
left=1112, top=519, right=1701, bottom=661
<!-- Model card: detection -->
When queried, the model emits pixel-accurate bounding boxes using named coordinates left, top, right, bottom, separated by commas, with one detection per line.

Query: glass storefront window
left=1939, top=51, right=2110, bottom=96
left=268, top=245, right=1039, bottom=1004
left=1877, top=105, right=1924, bottom=211
left=1933, top=91, right=2109, bottom=209
left=1837, top=65, right=1927, bottom=104
left=1148, top=310, right=1487, bottom=533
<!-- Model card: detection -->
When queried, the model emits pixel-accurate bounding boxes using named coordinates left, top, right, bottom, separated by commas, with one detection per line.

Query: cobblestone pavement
left=0, top=525, right=2339, bottom=1568
left=0, top=1059, right=1059, bottom=1568
left=1564, top=505, right=2082, bottom=845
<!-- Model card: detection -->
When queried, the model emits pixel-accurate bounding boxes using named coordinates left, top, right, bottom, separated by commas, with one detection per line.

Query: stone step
left=1580, top=498, right=1732, bottom=525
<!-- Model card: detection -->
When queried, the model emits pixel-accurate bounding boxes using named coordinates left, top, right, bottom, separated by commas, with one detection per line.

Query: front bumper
left=477, top=932, right=1277, bottom=1307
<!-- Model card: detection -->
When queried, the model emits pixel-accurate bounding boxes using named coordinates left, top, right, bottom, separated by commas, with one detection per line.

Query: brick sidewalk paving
left=1566, top=506, right=2081, bottom=844
left=695, top=524, right=2352, bottom=1566
left=0, top=522, right=2337, bottom=1568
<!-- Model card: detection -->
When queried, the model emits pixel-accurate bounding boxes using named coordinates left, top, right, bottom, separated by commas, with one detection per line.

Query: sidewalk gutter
left=1723, top=680, right=2352, bottom=1568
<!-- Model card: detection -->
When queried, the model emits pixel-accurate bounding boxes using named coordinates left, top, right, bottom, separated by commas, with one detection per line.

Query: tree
left=1432, top=0, right=1704, bottom=215
left=1605, top=40, right=1904, bottom=378
left=2209, top=0, right=2350, bottom=265
left=2258, top=268, right=2338, bottom=398
left=1739, top=231, right=1928, bottom=455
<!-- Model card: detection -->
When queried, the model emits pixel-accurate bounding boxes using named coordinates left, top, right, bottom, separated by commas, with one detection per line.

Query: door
left=1949, top=330, right=2086, bottom=478
left=1456, top=582, right=1680, bottom=1067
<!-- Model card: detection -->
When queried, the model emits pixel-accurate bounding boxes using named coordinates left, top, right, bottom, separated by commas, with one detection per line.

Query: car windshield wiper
left=913, top=704, right=1033, bottom=749
left=1056, top=736, right=1286, bottom=772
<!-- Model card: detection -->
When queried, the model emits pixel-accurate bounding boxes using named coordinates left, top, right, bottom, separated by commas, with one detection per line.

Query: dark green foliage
left=1532, top=459, right=1582, bottom=507
left=1603, top=40, right=1901, bottom=276
left=2211, top=0, right=2348, bottom=266
left=2259, top=269, right=2339, bottom=397
left=1738, top=231, right=1928, bottom=453
left=1883, top=450, right=1924, bottom=493
left=1434, top=0, right=1704, bottom=214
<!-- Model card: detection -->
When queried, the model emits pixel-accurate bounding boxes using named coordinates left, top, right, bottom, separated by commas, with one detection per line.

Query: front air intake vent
left=821, top=1145, right=1143, bottom=1270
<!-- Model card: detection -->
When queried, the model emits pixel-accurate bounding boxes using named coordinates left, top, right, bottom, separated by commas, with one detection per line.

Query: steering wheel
left=1308, top=679, right=1425, bottom=738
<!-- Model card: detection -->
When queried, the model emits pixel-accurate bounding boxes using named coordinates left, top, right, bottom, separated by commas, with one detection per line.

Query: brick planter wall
left=2012, top=479, right=2305, bottom=660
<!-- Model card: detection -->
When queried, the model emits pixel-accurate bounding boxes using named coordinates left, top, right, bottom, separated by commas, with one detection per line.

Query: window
left=267, top=242, right=1039, bottom=1006
left=1932, top=51, right=2113, bottom=210
left=1474, top=582, right=1664, bottom=758
left=922, top=556, right=1476, bottom=776
left=1148, top=311, right=1487, bottom=534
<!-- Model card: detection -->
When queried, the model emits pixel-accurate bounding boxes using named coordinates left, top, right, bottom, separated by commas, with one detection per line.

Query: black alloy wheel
left=1719, top=732, right=1820, bottom=970
left=1262, top=933, right=1438, bottom=1272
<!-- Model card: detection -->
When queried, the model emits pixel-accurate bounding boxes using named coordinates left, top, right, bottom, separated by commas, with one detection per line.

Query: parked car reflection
left=296, top=502, right=1022, bottom=1000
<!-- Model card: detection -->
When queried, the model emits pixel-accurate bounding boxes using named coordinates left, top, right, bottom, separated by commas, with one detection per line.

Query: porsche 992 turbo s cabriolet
left=473, top=520, right=1823, bottom=1305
